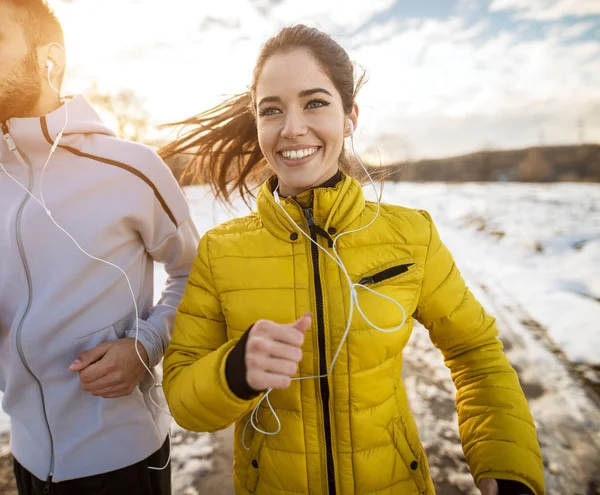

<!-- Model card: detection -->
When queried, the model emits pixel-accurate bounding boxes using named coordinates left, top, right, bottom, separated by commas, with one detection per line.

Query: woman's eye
left=258, top=107, right=281, bottom=117
left=306, top=99, right=330, bottom=110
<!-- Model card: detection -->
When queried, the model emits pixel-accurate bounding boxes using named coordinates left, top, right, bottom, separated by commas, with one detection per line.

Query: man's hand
left=246, top=313, right=311, bottom=391
left=69, top=338, right=149, bottom=399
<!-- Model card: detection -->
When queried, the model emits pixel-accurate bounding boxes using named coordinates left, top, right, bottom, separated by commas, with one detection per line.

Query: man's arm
left=70, top=149, right=199, bottom=395
left=128, top=215, right=199, bottom=368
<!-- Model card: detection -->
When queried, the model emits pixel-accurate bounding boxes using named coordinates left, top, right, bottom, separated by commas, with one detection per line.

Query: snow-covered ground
left=161, top=181, right=600, bottom=493
left=2, top=182, right=599, bottom=494
left=172, top=181, right=600, bottom=367
left=375, top=182, right=600, bottom=493
left=376, top=182, right=600, bottom=368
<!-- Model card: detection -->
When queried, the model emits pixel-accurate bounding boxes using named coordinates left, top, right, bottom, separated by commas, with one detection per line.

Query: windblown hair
left=160, top=25, right=366, bottom=206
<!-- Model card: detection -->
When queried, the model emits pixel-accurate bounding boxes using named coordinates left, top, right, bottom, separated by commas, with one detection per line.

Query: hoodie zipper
left=302, top=201, right=337, bottom=495
left=2, top=122, right=56, bottom=490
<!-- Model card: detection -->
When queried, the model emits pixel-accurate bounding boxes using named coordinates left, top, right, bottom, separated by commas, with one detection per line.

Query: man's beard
left=0, top=49, right=42, bottom=123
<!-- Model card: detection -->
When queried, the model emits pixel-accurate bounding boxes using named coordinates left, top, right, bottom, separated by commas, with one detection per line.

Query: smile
left=279, top=147, right=320, bottom=160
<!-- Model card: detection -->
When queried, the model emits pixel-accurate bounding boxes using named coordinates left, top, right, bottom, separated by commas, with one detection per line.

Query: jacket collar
left=0, top=95, right=115, bottom=169
left=256, top=172, right=367, bottom=243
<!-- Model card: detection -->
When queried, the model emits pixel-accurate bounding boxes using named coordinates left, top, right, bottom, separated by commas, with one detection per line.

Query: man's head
left=0, top=0, right=66, bottom=122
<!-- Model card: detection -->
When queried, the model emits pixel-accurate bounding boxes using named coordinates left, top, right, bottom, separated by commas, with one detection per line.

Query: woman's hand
left=479, top=479, right=499, bottom=495
left=479, top=478, right=532, bottom=495
left=246, top=313, right=311, bottom=391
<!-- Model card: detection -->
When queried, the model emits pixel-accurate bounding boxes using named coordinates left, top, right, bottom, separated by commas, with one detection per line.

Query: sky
left=53, top=0, right=600, bottom=161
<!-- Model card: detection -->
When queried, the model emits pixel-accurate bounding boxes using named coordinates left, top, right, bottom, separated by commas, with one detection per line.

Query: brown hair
left=159, top=24, right=366, bottom=207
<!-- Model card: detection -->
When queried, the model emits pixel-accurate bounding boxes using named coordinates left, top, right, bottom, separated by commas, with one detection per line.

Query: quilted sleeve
left=414, top=210, right=544, bottom=495
left=163, top=232, right=262, bottom=432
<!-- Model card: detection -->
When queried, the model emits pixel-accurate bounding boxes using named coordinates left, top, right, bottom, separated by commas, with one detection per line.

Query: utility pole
left=577, top=118, right=585, bottom=143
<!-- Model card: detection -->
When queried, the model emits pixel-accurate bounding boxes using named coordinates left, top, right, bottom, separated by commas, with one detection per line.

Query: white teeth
left=281, top=147, right=318, bottom=160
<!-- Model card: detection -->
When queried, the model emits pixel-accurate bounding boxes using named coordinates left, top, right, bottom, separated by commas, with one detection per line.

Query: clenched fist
left=246, top=313, right=311, bottom=391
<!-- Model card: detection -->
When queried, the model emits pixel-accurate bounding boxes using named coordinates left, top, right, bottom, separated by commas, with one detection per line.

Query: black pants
left=13, top=436, right=171, bottom=495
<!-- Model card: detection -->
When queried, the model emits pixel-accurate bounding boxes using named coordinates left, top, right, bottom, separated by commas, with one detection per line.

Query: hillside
left=374, top=144, right=600, bottom=182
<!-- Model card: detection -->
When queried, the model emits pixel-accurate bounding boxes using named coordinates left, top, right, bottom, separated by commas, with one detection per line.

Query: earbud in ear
left=46, top=60, right=54, bottom=75
left=348, top=119, right=354, bottom=136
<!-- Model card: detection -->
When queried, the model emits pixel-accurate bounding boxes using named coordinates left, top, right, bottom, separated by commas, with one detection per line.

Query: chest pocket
left=353, top=260, right=421, bottom=332
left=358, top=263, right=414, bottom=285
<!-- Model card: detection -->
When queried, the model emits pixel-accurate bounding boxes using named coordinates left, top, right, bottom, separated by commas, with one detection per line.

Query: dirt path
left=1, top=328, right=599, bottom=495
left=1, top=232, right=599, bottom=494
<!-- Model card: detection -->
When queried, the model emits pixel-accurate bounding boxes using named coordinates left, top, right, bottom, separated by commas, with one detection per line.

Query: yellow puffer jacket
left=163, top=174, right=544, bottom=495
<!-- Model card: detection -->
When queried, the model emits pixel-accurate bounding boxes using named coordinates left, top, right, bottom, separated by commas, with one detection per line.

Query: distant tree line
left=367, top=145, right=600, bottom=183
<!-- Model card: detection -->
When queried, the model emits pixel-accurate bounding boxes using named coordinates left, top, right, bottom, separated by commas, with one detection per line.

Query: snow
left=160, top=181, right=600, bottom=492
left=173, top=181, right=600, bottom=366
left=2, top=181, right=599, bottom=493
left=369, top=181, right=600, bottom=366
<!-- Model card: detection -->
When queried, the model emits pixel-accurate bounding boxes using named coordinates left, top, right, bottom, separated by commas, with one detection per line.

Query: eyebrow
left=257, top=87, right=333, bottom=107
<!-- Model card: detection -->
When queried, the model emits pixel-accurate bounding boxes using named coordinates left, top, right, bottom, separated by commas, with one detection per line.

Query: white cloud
left=352, top=16, right=600, bottom=158
left=269, top=0, right=396, bottom=32
left=490, top=0, right=600, bottom=21
left=548, top=20, right=597, bottom=39
left=51, top=0, right=600, bottom=159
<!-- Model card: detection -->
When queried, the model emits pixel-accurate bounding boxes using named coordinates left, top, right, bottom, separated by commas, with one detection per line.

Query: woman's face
left=255, top=49, right=358, bottom=197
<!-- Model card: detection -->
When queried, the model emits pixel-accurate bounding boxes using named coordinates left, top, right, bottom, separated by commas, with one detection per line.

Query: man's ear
left=38, top=42, right=66, bottom=84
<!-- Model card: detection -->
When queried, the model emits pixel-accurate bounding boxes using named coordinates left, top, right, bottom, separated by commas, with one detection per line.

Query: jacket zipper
left=2, top=122, right=56, bottom=491
left=303, top=201, right=336, bottom=495
left=358, top=263, right=414, bottom=285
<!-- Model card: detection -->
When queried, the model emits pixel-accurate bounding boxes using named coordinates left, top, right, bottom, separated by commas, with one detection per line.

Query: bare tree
left=84, top=83, right=151, bottom=143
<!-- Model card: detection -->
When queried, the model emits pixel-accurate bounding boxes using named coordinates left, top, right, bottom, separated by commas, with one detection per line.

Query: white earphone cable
left=0, top=61, right=171, bottom=470
left=242, top=120, right=407, bottom=448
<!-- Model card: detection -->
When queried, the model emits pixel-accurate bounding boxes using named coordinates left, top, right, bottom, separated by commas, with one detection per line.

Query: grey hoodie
left=0, top=96, right=199, bottom=482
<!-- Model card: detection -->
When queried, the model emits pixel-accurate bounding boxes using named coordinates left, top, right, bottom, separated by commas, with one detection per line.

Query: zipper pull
left=3, top=133, right=17, bottom=152
left=303, top=207, right=334, bottom=247
left=43, top=474, right=52, bottom=493
left=1, top=124, right=30, bottom=167
left=1, top=122, right=17, bottom=152
left=303, top=207, right=316, bottom=229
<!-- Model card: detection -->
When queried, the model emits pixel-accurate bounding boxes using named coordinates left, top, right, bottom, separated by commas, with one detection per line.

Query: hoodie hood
left=0, top=95, right=115, bottom=167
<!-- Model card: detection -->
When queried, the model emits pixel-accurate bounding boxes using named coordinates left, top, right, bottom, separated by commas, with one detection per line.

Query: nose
left=281, top=110, right=307, bottom=139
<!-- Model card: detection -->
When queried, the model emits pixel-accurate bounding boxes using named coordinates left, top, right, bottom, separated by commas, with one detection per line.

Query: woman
left=161, top=25, right=544, bottom=495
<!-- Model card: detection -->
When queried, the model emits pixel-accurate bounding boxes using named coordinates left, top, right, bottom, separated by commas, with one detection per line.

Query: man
left=0, top=1, right=199, bottom=493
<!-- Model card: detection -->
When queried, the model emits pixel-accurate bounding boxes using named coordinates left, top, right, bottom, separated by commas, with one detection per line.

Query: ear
left=344, top=103, right=359, bottom=138
left=37, top=42, right=66, bottom=83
